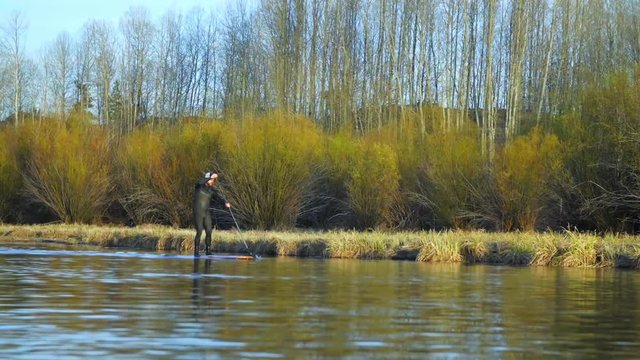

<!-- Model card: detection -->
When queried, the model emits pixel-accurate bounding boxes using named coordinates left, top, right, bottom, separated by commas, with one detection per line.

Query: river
left=1, top=245, right=639, bottom=359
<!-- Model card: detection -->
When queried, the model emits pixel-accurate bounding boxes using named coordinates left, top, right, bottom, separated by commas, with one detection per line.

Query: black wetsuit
left=192, top=178, right=227, bottom=256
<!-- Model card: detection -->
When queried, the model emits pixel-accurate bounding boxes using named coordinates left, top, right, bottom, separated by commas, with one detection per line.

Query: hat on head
left=204, top=171, right=218, bottom=180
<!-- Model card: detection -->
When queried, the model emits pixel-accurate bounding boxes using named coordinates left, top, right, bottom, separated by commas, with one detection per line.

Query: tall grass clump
left=116, top=121, right=226, bottom=226
left=21, top=117, right=112, bottom=223
left=416, top=231, right=462, bottom=262
left=558, top=231, right=600, bottom=267
left=326, top=231, right=399, bottom=259
left=598, top=234, right=640, bottom=269
left=494, top=128, right=564, bottom=231
left=530, top=233, right=560, bottom=266
left=220, top=112, right=322, bottom=230
left=495, top=233, right=536, bottom=265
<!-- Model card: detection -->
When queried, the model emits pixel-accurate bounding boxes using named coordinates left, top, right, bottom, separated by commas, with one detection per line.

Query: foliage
left=494, top=128, right=564, bottom=231
left=346, top=140, right=400, bottom=229
left=365, top=110, right=430, bottom=229
left=21, top=119, right=112, bottom=223
left=553, top=70, right=640, bottom=232
left=415, top=127, right=488, bottom=229
left=0, top=126, right=21, bottom=220
left=320, top=129, right=359, bottom=227
left=220, top=113, right=322, bottom=230
left=2, top=69, right=640, bottom=235
left=325, top=129, right=358, bottom=190
left=116, top=121, right=226, bottom=226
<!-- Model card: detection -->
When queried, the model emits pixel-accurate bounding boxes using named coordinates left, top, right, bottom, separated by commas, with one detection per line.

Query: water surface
left=1, top=245, right=639, bottom=359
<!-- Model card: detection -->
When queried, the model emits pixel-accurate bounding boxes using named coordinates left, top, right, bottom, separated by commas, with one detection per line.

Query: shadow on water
left=191, top=257, right=213, bottom=318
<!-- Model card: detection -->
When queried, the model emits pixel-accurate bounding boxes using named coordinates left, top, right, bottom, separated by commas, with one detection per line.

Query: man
left=193, top=171, right=231, bottom=256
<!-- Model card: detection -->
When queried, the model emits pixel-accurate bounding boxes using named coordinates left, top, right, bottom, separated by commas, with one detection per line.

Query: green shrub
left=555, top=69, right=640, bottom=232
left=495, top=128, right=564, bottom=230
left=0, top=126, right=21, bottom=221
left=116, top=121, right=226, bottom=226
left=320, top=130, right=359, bottom=227
left=116, top=128, right=169, bottom=224
left=220, top=112, right=322, bottom=230
left=325, top=129, right=357, bottom=188
left=346, top=140, right=400, bottom=229
left=417, top=128, right=488, bottom=229
left=22, top=120, right=112, bottom=223
left=366, top=112, right=428, bottom=228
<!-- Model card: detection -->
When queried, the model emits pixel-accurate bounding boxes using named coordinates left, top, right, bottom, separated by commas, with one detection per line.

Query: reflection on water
left=1, top=246, right=640, bottom=358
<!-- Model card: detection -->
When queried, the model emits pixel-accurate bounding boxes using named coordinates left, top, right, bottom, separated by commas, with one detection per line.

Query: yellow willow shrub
left=318, top=130, right=360, bottom=228
left=347, top=140, right=400, bottom=229
left=364, top=114, right=424, bottom=228
left=495, top=128, right=563, bottom=231
left=571, top=70, right=640, bottom=231
left=116, top=128, right=168, bottom=224
left=22, top=120, right=112, bottom=223
left=364, top=115, right=421, bottom=189
left=0, top=126, right=21, bottom=220
left=221, top=113, right=322, bottom=230
left=117, top=121, right=227, bottom=226
left=325, top=129, right=358, bottom=193
left=421, top=128, right=486, bottom=229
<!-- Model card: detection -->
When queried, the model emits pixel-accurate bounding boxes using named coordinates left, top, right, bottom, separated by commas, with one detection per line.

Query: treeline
left=0, top=69, right=639, bottom=232
left=1, top=1, right=639, bottom=232
left=2, top=1, right=640, bottom=150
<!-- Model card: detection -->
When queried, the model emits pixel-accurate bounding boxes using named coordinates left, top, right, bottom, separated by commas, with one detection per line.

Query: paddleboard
left=197, top=254, right=256, bottom=261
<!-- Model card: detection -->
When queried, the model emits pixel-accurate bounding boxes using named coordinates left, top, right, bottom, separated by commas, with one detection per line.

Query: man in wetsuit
left=193, top=171, right=231, bottom=256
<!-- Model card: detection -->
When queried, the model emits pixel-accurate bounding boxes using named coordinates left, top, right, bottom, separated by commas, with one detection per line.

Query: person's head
left=204, top=171, right=218, bottom=186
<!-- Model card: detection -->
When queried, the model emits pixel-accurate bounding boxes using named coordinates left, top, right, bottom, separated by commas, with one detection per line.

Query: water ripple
left=1, top=246, right=640, bottom=358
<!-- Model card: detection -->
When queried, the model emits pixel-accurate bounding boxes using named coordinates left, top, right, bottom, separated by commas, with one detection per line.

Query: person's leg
left=204, top=213, right=213, bottom=255
left=194, top=214, right=204, bottom=257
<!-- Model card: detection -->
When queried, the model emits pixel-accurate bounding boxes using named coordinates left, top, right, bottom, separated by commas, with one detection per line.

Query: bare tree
left=75, top=25, right=96, bottom=115
left=505, top=0, right=531, bottom=141
left=48, top=32, right=74, bottom=119
left=1, top=12, right=27, bottom=125
left=84, top=20, right=116, bottom=126
left=481, top=0, right=497, bottom=159
left=2, top=0, right=640, bottom=138
left=222, top=2, right=258, bottom=118
left=536, top=1, right=557, bottom=125
left=119, top=7, right=154, bottom=131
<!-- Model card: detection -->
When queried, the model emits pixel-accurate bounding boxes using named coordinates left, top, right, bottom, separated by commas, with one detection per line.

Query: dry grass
left=1, top=224, right=640, bottom=268
left=416, top=231, right=462, bottom=262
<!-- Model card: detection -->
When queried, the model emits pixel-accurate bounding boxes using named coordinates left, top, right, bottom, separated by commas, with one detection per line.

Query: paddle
left=207, top=170, right=258, bottom=259
left=227, top=206, right=258, bottom=259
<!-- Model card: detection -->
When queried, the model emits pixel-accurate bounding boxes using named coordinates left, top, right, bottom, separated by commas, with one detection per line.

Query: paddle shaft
left=227, top=207, right=254, bottom=257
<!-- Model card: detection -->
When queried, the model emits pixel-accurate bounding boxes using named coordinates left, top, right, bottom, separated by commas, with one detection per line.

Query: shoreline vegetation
left=2, top=4, right=640, bottom=237
left=1, top=2, right=640, bottom=275
left=1, top=224, right=639, bottom=269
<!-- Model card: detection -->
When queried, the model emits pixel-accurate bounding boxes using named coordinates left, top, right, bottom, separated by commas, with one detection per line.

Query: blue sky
left=1, top=0, right=231, bottom=54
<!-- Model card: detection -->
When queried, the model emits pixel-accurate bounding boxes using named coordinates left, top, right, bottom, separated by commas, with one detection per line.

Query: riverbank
left=1, top=224, right=639, bottom=268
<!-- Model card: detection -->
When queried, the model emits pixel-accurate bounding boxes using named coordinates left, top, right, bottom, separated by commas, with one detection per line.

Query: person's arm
left=195, top=178, right=206, bottom=190
left=213, top=187, right=231, bottom=208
